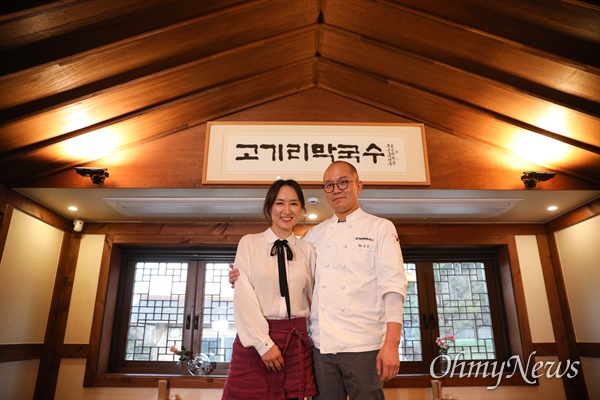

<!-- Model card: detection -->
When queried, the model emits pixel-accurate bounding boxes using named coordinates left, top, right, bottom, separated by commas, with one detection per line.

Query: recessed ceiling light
left=547, top=205, right=558, bottom=211
left=68, top=206, right=78, bottom=211
left=308, top=213, right=318, bottom=220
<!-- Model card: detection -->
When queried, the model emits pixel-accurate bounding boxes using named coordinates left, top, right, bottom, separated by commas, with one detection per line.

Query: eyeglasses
left=322, top=179, right=356, bottom=193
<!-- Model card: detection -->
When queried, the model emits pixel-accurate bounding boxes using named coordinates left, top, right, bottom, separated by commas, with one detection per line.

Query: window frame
left=110, top=258, right=203, bottom=374
left=85, top=242, right=237, bottom=387
left=110, top=249, right=236, bottom=375
left=398, top=250, right=511, bottom=374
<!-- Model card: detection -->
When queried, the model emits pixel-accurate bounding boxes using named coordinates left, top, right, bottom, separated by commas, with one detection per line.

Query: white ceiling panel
left=359, top=198, right=522, bottom=218
left=104, top=197, right=265, bottom=217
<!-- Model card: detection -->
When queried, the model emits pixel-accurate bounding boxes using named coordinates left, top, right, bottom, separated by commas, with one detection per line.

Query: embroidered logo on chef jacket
left=354, top=236, right=374, bottom=250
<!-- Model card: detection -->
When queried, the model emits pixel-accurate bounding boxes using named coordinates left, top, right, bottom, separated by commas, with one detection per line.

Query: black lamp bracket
left=74, top=167, right=109, bottom=184
left=521, top=171, right=556, bottom=188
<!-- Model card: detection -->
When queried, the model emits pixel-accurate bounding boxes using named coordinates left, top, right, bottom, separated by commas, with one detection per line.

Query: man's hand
left=261, top=344, right=285, bottom=372
left=376, top=322, right=402, bottom=382
left=376, top=342, right=400, bottom=382
left=228, top=263, right=240, bottom=288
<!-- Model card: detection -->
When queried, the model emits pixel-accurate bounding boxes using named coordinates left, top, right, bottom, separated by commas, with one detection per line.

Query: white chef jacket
left=303, top=208, right=408, bottom=354
left=233, top=228, right=315, bottom=356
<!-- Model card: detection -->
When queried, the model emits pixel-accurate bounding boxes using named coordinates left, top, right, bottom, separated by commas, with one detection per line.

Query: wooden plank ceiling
left=1, top=0, right=599, bottom=188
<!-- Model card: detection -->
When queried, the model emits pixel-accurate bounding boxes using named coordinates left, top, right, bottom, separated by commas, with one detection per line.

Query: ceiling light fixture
left=547, top=205, right=558, bottom=211
left=75, top=167, right=109, bottom=184
left=521, top=171, right=556, bottom=188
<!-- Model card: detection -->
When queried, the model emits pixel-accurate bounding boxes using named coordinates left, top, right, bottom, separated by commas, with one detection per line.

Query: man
left=231, top=161, right=408, bottom=399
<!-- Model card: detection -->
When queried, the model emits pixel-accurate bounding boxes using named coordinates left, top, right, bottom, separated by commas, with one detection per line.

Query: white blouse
left=233, top=228, right=315, bottom=356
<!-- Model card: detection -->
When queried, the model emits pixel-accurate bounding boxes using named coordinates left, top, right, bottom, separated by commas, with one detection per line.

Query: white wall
left=555, top=215, right=600, bottom=400
left=0, top=360, right=39, bottom=400
left=515, top=235, right=555, bottom=343
left=64, top=234, right=104, bottom=344
left=555, top=216, right=600, bottom=342
left=0, top=210, right=64, bottom=400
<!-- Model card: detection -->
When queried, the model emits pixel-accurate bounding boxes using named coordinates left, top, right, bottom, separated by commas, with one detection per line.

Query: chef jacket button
left=321, top=284, right=326, bottom=288
left=325, top=264, right=329, bottom=268
left=265, top=342, right=269, bottom=346
left=326, top=244, right=331, bottom=248
left=341, top=307, right=345, bottom=311
left=343, top=244, right=347, bottom=248
left=321, top=306, right=325, bottom=310
left=341, top=285, right=345, bottom=289
left=342, top=265, right=346, bottom=268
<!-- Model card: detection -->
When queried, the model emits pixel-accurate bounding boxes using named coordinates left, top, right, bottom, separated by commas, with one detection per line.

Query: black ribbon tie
left=270, top=239, right=293, bottom=321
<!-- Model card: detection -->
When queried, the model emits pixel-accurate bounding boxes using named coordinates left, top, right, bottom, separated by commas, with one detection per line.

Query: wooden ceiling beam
left=0, top=0, right=149, bottom=48
left=0, top=0, right=319, bottom=111
left=319, top=25, right=600, bottom=148
left=0, top=60, right=317, bottom=186
left=322, top=0, right=600, bottom=107
left=317, top=60, right=600, bottom=185
left=0, top=0, right=248, bottom=54
left=0, top=26, right=319, bottom=154
left=384, top=0, right=600, bottom=67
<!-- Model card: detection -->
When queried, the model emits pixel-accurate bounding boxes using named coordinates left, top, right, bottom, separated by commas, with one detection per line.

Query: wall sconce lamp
left=74, top=167, right=109, bottom=184
left=521, top=171, right=556, bottom=188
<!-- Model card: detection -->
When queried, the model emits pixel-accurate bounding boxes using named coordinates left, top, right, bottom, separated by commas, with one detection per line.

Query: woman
left=222, top=179, right=317, bottom=400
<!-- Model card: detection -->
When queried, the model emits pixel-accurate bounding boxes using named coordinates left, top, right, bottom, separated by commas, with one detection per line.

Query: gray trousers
left=312, top=348, right=384, bottom=400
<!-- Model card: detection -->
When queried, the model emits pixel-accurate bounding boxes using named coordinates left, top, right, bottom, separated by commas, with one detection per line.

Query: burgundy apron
left=222, top=317, right=317, bottom=399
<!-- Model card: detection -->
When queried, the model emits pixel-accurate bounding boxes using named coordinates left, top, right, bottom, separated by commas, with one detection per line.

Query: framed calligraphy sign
left=203, top=122, right=430, bottom=185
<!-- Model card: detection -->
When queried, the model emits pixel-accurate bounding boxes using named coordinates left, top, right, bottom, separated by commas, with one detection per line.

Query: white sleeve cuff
left=255, top=334, right=275, bottom=356
left=383, top=292, right=405, bottom=324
